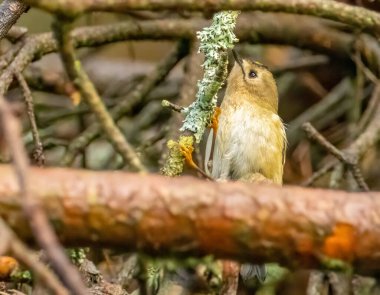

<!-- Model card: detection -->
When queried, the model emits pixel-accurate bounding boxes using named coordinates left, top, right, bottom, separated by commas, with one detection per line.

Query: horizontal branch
left=23, top=0, right=380, bottom=36
left=0, top=165, right=379, bottom=274
left=1, top=14, right=376, bottom=97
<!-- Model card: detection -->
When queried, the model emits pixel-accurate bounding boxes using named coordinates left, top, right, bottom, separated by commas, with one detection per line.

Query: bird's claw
left=179, top=143, right=196, bottom=168
left=179, top=142, right=213, bottom=180
left=209, top=107, right=221, bottom=135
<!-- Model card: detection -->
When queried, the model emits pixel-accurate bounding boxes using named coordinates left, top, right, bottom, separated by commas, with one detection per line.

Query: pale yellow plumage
left=208, top=58, right=286, bottom=184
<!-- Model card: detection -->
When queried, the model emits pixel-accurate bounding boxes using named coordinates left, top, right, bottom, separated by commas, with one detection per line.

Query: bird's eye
left=248, top=70, right=257, bottom=78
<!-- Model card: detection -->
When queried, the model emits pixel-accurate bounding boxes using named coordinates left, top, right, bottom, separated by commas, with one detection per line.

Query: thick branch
left=23, top=0, right=380, bottom=36
left=0, top=165, right=379, bottom=274
left=0, top=0, right=28, bottom=40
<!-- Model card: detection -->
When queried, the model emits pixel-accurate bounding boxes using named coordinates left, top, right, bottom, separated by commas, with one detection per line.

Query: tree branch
left=60, top=40, right=188, bottom=167
left=14, top=71, right=45, bottom=167
left=0, top=14, right=378, bottom=97
left=0, top=219, right=70, bottom=295
left=0, top=165, right=379, bottom=274
left=0, top=98, right=87, bottom=294
left=23, top=0, right=380, bottom=37
left=0, top=0, right=28, bottom=41
left=52, top=17, right=146, bottom=172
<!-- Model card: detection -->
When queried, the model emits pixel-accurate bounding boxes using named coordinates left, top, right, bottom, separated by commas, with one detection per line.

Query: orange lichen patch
left=209, top=106, right=221, bottom=135
left=0, top=256, right=18, bottom=279
left=198, top=218, right=240, bottom=256
left=322, top=223, right=356, bottom=262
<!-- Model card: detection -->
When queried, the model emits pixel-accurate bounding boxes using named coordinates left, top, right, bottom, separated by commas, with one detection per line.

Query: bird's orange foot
left=179, top=143, right=212, bottom=180
left=209, top=106, right=221, bottom=135
left=179, top=143, right=197, bottom=169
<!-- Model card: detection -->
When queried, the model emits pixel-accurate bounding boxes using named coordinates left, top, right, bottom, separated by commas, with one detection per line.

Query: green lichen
left=11, top=269, right=32, bottom=283
left=161, top=136, right=194, bottom=176
left=68, top=248, right=87, bottom=266
left=180, top=11, right=240, bottom=142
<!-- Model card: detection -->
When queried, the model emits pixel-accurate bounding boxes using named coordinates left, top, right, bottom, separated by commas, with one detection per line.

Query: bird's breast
left=217, top=103, right=285, bottom=183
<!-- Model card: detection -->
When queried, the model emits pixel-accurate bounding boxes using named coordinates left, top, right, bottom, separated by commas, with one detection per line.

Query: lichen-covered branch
left=180, top=11, right=239, bottom=142
left=162, top=11, right=239, bottom=177
left=23, top=0, right=380, bottom=37
left=0, top=165, right=379, bottom=274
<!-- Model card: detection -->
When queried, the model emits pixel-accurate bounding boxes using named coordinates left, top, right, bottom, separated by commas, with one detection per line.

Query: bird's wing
left=211, top=118, right=232, bottom=180
left=204, top=130, right=214, bottom=176
left=281, top=122, right=287, bottom=166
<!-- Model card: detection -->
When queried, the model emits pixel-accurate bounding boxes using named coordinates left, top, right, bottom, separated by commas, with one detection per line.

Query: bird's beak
left=232, top=49, right=245, bottom=76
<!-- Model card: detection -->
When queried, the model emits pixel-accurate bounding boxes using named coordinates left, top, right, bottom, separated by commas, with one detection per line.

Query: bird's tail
left=240, top=263, right=267, bottom=284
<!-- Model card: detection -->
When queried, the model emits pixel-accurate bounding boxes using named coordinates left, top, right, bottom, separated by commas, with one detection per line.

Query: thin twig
left=0, top=42, right=24, bottom=72
left=0, top=219, right=69, bottom=295
left=287, top=78, right=350, bottom=146
left=14, top=71, right=45, bottom=167
left=302, top=122, right=369, bottom=191
left=302, top=123, right=349, bottom=163
left=0, top=97, right=87, bottom=294
left=6, top=25, right=28, bottom=43
left=52, top=17, right=146, bottom=172
left=272, top=55, right=329, bottom=76
left=161, top=100, right=184, bottom=113
left=220, top=261, right=239, bottom=295
left=302, top=160, right=337, bottom=186
left=60, top=40, right=188, bottom=166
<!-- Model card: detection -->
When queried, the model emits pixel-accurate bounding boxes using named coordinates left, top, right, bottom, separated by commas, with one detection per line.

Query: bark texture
left=0, top=165, right=379, bottom=274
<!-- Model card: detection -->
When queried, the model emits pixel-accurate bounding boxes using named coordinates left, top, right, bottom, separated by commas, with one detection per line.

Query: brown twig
left=302, top=160, right=337, bottom=186
left=302, top=122, right=369, bottom=191
left=220, top=261, right=239, bottom=295
left=287, top=78, right=351, bottom=147
left=0, top=42, right=24, bottom=72
left=0, top=97, right=87, bottom=294
left=358, top=84, right=380, bottom=133
left=14, top=71, right=45, bottom=167
left=60, top=40, right=188, bottom=166
left=23, top=65, right=77, bottom=99
left=0, top=0, right=28, bottom=41
left=304, top=76, right=380, bottom=187
left=6, top=25, right=28, bottom=43
left=161, top=100, right=184, bottom=113
left=272, top=55, right=329, bottom=76
left=52, top=17, right=146, bottom=172
left=0, top=219, right=69, bottom=295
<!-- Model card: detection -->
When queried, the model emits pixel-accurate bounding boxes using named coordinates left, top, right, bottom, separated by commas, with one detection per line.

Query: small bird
left=205, top=50, right=286, bottom=283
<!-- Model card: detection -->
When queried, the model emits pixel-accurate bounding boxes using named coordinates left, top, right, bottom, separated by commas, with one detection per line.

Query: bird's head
left=226, top=50, right=279, bottom=112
